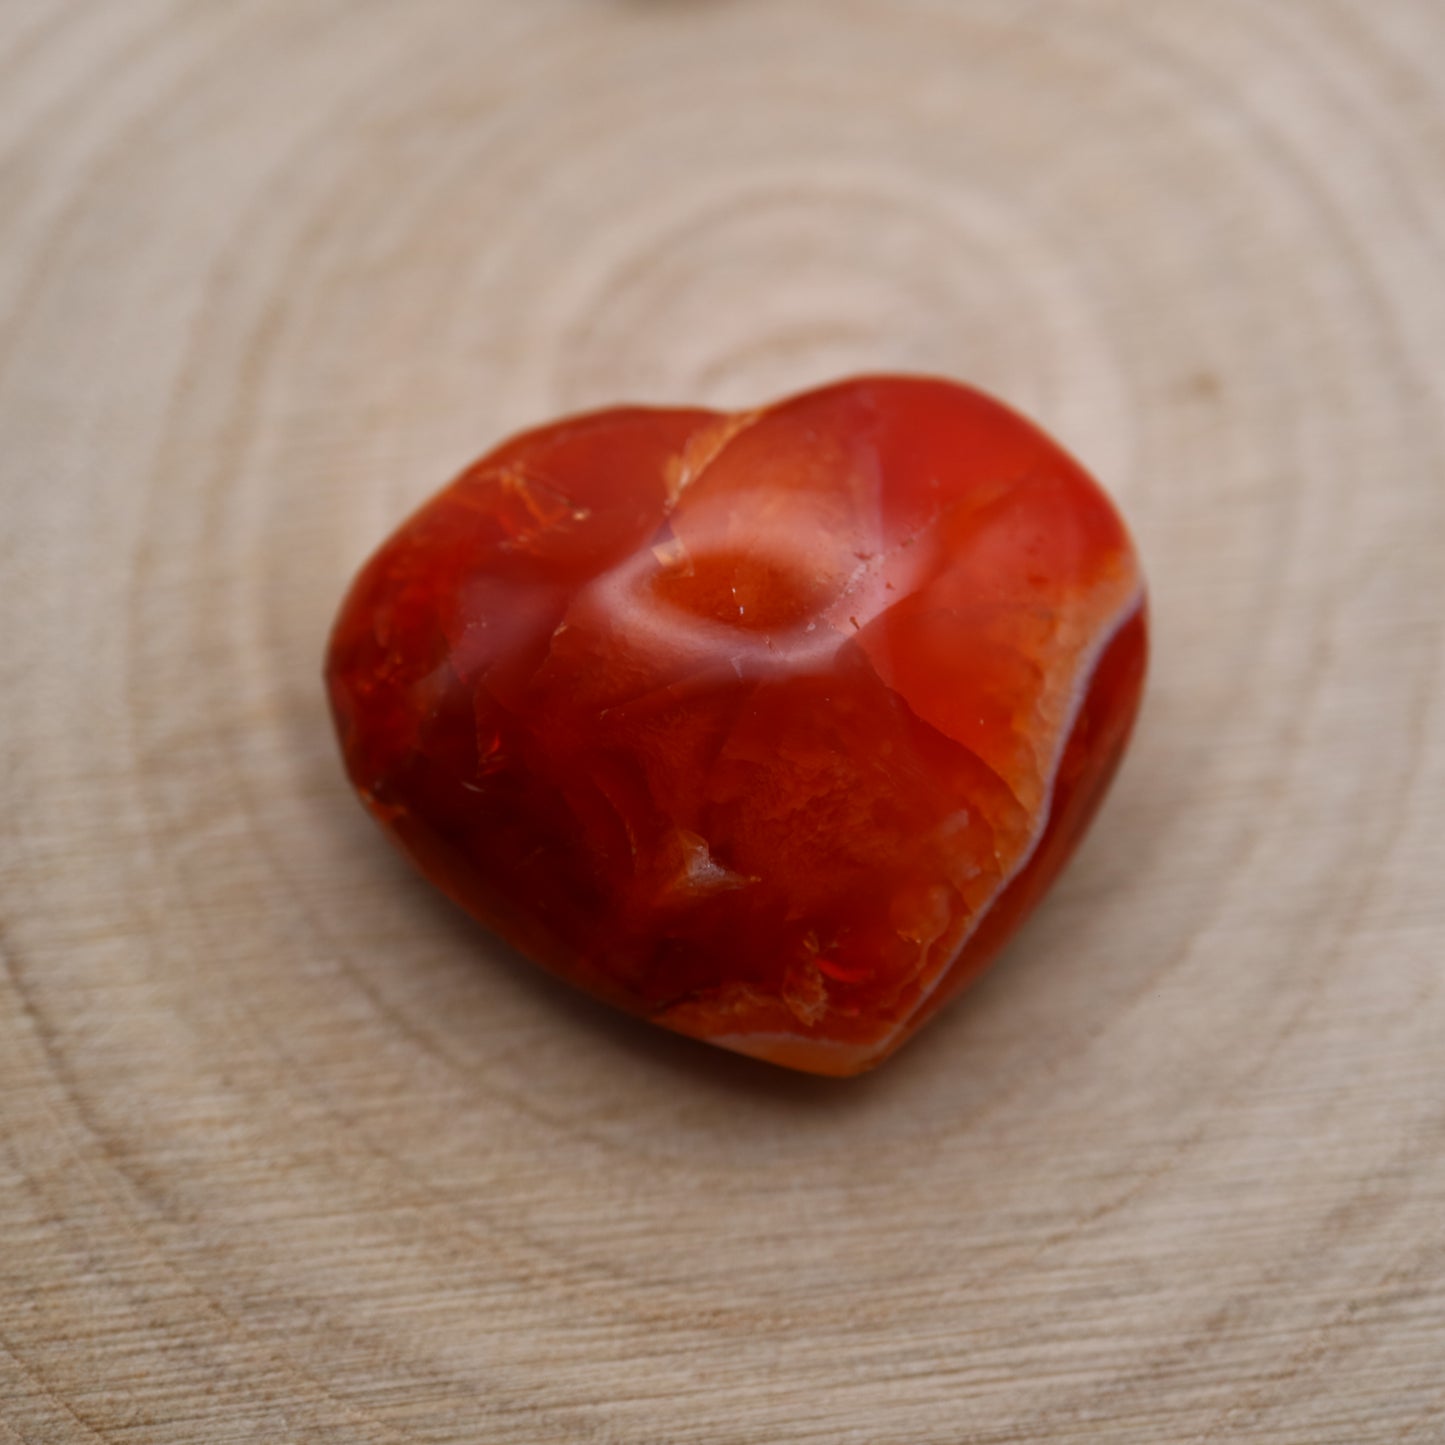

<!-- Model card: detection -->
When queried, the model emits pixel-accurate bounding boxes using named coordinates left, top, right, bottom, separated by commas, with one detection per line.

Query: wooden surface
left=3, top=2, right=1443, bottom=1440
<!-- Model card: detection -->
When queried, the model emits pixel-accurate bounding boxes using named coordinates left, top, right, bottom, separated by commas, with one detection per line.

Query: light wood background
left=3, top=2, right=1443, bottom=1440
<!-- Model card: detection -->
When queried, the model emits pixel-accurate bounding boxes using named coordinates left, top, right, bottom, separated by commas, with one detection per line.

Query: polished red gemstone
left=326, top=376, right=1147, bottom=1075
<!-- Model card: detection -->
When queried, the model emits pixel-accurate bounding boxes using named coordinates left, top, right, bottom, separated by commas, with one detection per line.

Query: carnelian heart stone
left=326, top=376, right=1146, bottom=1076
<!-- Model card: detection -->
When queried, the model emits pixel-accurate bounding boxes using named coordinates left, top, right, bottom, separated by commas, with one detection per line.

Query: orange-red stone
left=325, top=376, right=1147, bottom=1075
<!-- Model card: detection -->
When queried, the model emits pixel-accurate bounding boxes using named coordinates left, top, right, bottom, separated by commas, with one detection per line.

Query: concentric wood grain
left=3, top=2, right=1443, bottom=1440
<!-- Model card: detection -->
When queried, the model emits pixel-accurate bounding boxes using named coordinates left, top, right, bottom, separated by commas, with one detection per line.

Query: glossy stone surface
left=326, top=376, right=1147, bottom=1075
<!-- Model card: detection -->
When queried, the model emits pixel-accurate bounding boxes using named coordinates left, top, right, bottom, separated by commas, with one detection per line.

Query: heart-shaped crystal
left=326, top=376, right=1146, bottom=1074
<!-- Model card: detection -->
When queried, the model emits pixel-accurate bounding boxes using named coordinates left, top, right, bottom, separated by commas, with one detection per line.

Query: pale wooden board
left=3, top=1, right=1443, bottom=1440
